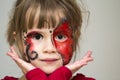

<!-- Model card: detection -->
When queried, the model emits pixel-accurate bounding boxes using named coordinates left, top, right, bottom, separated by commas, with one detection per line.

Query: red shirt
left=2, top=67, right=95, bottom=80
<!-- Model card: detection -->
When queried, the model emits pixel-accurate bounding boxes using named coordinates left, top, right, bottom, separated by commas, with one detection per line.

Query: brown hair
left=7, top=0, right=82, bottom=60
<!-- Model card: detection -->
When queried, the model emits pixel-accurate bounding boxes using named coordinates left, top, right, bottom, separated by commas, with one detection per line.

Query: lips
left=40, top=58, right=59, bottom=62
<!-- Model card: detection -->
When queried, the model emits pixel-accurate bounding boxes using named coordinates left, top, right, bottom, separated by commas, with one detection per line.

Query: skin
left=25, top=21, right=74, bottom=65
left=7, top=9, right=93, bottom=80
left=6, top=4, right=94, bottom=79
left=23, top=28, right=64, bottom=74
left=53, top=21, right=73, bottom=65
left=25, top=31, right=39, bottom=62
left=7, top=47, right=93, bottom=79
left=8, top=28, right=93, bottom=76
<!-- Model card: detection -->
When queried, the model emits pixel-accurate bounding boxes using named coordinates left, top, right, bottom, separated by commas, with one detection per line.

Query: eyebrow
left=26, top=31, right=39, bottom=37
left=26, top=18, right=68, bottom=35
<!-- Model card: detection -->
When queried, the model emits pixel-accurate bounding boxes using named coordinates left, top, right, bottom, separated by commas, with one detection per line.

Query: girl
left=2, top=0, right=95, bottom=80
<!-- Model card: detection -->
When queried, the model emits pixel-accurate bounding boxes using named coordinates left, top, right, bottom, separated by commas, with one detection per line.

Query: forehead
left=25, top=6, right=66, bottom=31
left=27, top=28, right=54, bottom=34
left=26, top=23, right=70, bottom=39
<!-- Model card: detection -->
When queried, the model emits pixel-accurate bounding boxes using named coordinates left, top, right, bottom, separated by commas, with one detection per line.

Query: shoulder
left=72, top=73, right=96, bottom=80
left=1, top=76, right=18, bottom=80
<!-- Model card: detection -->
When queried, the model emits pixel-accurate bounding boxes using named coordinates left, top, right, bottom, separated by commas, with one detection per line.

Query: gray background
left=0, top=0, right=120, bottom=80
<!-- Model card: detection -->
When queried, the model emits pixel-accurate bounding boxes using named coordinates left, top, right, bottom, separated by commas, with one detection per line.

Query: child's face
left=24, top=21, right=73, bottom=74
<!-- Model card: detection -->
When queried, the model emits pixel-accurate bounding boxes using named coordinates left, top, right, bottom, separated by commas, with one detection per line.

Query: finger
left=7, top=46, right=19, bottom=60
left=82, top=57, right=94, bottom=65
left=82, top=52, right=94, bottom=65
left=10, top=46, right=18, bottom=56
left=7, top=51, right=17, bottom=60
left=14, top=57, right=36, bottom=74
left=65, top=51, right=94, bottom=73
left=7, top=47, right=24, bottom=64
left=83, top=51, right=92, bottom=59
left=87, top=57, right=94, bottom=62
left=7, top=46, right=35, bottom=74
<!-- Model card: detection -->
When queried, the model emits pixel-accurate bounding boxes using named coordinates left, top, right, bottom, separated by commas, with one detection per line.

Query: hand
left=65, top=51, right=94, bottom=73
left=7, top=46, right=36, bottom=74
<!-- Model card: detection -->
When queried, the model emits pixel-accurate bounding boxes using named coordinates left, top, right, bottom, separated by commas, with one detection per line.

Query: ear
left=13, top=31, right=16, bottom=40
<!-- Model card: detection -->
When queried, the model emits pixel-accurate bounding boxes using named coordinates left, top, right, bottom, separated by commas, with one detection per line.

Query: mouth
left=40, top=58, right=60, bottom=63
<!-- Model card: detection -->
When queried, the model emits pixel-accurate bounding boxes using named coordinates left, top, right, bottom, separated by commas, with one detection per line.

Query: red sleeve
left=49, top=66, right=72, bottom=80
left=72, top=73, right=96, bottom=80
left=1, top=76, right=18, bottom=80
left=26, top=68, right=48, bottom=80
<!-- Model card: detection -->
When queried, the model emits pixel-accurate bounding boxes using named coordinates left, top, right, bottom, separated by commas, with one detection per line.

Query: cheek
left=26, top=38, right=34, bottom=51
left=25, top=38, right=39, bottom=61
left=53, top=38, right=73, bottom=65
left=26, top=38, right=43, bottom=54
left=53, top=22, right=74, bottom=65
left=33, top=41, right=43, bottom=52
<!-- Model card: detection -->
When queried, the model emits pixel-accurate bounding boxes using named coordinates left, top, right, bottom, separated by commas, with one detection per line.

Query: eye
left=55, top=34, right=68, bottom=42
left=33, top=33, right=43, bottom=40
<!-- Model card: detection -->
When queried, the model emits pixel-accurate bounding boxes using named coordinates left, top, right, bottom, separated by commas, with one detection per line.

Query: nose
left=43, top=38, right=56, bottom=54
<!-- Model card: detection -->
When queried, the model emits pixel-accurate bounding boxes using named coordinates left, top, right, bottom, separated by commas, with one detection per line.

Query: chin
left=31, top=59, right=63, bottom=74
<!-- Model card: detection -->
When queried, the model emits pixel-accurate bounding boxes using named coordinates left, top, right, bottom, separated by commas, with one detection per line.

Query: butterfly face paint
left=24, top=32, right=39, bottom=62
left=53, top=21, right=73, bottom=65
left=24, top=21, right=73, bottom=65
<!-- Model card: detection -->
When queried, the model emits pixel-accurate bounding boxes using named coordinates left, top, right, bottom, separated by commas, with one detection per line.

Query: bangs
left=26, top=0, right=66, bottom=30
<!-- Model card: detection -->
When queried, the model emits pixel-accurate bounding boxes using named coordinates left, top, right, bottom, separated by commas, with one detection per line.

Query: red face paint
left=53, top=21, right=73, bottom=65
left=26, top=32, right=36, bottom=50
left=25, top=32, right=39, bottom=62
